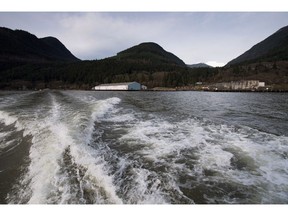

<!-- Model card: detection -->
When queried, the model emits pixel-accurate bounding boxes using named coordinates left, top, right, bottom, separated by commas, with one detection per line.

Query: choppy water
left=0, top=90, right=287, bottom=204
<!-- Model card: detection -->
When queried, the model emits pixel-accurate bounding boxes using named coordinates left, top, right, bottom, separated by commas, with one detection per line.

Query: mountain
left=1, top=39, right=214, bottom=90
left=0, top=27, right=79, bottom=62
left=116, top=42, right=186, bottom=66
left=39, top=36, right=79, bottom=61
left=227, top=25, right=288, bottom=65
left=187, top=63, right=213, bottom=68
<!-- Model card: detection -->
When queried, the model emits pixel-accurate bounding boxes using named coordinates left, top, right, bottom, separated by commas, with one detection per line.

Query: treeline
left=0, top=57, right=219, bottom=90
left=2, top=56, right=288, bottom=91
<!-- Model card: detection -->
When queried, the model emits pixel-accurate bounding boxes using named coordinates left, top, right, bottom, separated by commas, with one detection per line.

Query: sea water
left=0, top=90, right=287, bottom=204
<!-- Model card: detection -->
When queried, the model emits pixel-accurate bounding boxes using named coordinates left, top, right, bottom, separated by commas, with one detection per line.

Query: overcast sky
left=0, top=12, right=288, bottom=66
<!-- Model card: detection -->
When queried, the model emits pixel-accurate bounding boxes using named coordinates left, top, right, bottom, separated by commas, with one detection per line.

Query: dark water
left=0, top=90, right=287, bottom=204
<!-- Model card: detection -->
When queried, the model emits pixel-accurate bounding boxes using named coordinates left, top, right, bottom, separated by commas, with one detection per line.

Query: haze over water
left=0, top=90, right=288, bottom=204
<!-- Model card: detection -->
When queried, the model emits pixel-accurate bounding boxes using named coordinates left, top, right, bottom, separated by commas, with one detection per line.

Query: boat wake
left=0, top=90, right=288, bottom=204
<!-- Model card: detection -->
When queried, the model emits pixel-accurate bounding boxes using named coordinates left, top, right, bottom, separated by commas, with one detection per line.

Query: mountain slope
left=187, top=63, right=213, bottom=68
left=40, top=36, right=79, bottom=61
left=116, top=42, right=186, bottom=66
left=0, top=27, right=79, bottom=62
left=227, top=25, right=288, bottom=65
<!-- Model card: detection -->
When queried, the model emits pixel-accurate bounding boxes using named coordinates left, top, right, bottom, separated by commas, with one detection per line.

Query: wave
left=0, top=111, right=18, bottom=126
left=6, top=92, right=123, bottom=204
left=2, top=90, right=288, bottom=204
left=95, top=106, right=288, bottom=204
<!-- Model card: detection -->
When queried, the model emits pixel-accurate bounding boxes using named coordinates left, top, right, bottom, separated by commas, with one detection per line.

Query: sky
left=0, top=12, right=288, bottom=66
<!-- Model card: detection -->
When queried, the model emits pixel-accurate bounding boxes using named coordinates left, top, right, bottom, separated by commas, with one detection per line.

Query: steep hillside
left=0, top=27, right=79, bottom=63
left=116, top=42, right=186, bottom=66
left=40, top=36, right=79, bottom=61
left=227, top=25, right=288, bottom=66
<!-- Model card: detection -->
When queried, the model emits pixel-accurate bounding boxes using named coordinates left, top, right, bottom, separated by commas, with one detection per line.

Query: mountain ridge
left=187, top=63, right=213, bottom=68
left=1, top=26, right=288, bottom=90
left=227, top=25, right=288, bottom=65
left=0, top=27, right=79, bottom=62
left=116, top=42, right=186, bottom=66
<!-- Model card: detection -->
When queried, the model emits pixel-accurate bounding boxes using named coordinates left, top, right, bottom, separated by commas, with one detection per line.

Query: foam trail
left=2, top=91, right=288, bottom=204
left=96, top=110, right=193, bottom=203
left=65, top=96, right=123, bottom=203
left=25, top=95, right=69, bottom=203
left=112, top=112, right=288, bottom=203
left=12, top=94, right=123, bottom=204
left=0, top=111, right=18, bottom=126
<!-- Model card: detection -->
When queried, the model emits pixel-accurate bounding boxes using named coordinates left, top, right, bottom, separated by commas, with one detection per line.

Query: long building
left=213, top=80, right=265, bottom=90
left=92, top=82, right=143, bottom=91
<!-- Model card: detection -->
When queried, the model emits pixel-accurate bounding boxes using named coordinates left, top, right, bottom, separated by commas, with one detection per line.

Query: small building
left=259, top=82, right=265, bottom=87
left=92, top=82, right=142, bottom=91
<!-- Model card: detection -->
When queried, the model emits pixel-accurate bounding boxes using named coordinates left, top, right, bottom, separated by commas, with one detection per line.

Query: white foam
left=4, top=91, right=288, bottom=204
left=68, top=97, right=121, bottom=146
left=195, top=121, right=288, bottom=202
left=68, top=144, right=123, bottom=204
left=18, top=95, right=123, bottom=204
left=125, top=168, right=166, bottom=204
left=117, top=114, right=288, bottom=203
left=91, top=97, right=121, bottom=120
left=0, top=110, right=18, bottom=126
left=111, top=118, right=199, bottom=202
left=119, top=118, right=203, bottom=162
left=0, top=138, right=21, bottom=153
left=0, top=131, right=11, bottom=139
left=105, top=113, right=135, bottom=123
left=26, top=96, right=70, bottom=203
left=67, top=97, right=123, bottom=203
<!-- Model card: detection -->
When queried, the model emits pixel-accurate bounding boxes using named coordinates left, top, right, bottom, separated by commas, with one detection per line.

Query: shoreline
left=1, top=88, right=288, bottom=93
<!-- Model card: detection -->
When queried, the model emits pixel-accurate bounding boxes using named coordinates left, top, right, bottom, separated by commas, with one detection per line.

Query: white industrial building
left=92, top=82, right=143, bottom=91
left=214, top=80, right=265, bottom=90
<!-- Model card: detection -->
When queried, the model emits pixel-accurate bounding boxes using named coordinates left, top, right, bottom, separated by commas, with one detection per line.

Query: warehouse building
left=213, top=80, right=265, bottom=90
left=92, top=82, right=143, bottom=91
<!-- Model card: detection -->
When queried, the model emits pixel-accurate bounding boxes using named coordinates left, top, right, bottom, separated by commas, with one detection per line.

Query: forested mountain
left=0, top=27, right=79, bottom=63
left=227, top=25, right=288, bottom=65
left=214, top=25, right=288, bottom=88
left=0, top=33, right=217, bottom=90
left=1, top=26, right=288, bottom=91
left=116, top=42, right=186, bottom=66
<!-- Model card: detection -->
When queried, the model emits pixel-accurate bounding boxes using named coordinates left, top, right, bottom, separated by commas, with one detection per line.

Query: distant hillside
left=0, top=27, right=79, bottom=63
left=1, top=39, right=218, bottom=90
left=116, top=42, right=186, bottom=66
left=227, top=25, right=288, bottom=65
left=187, top=63, right=213, bottom=68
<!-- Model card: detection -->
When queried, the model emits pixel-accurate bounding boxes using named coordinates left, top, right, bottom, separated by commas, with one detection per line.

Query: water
left=0, top=90, right=287, bottom=204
